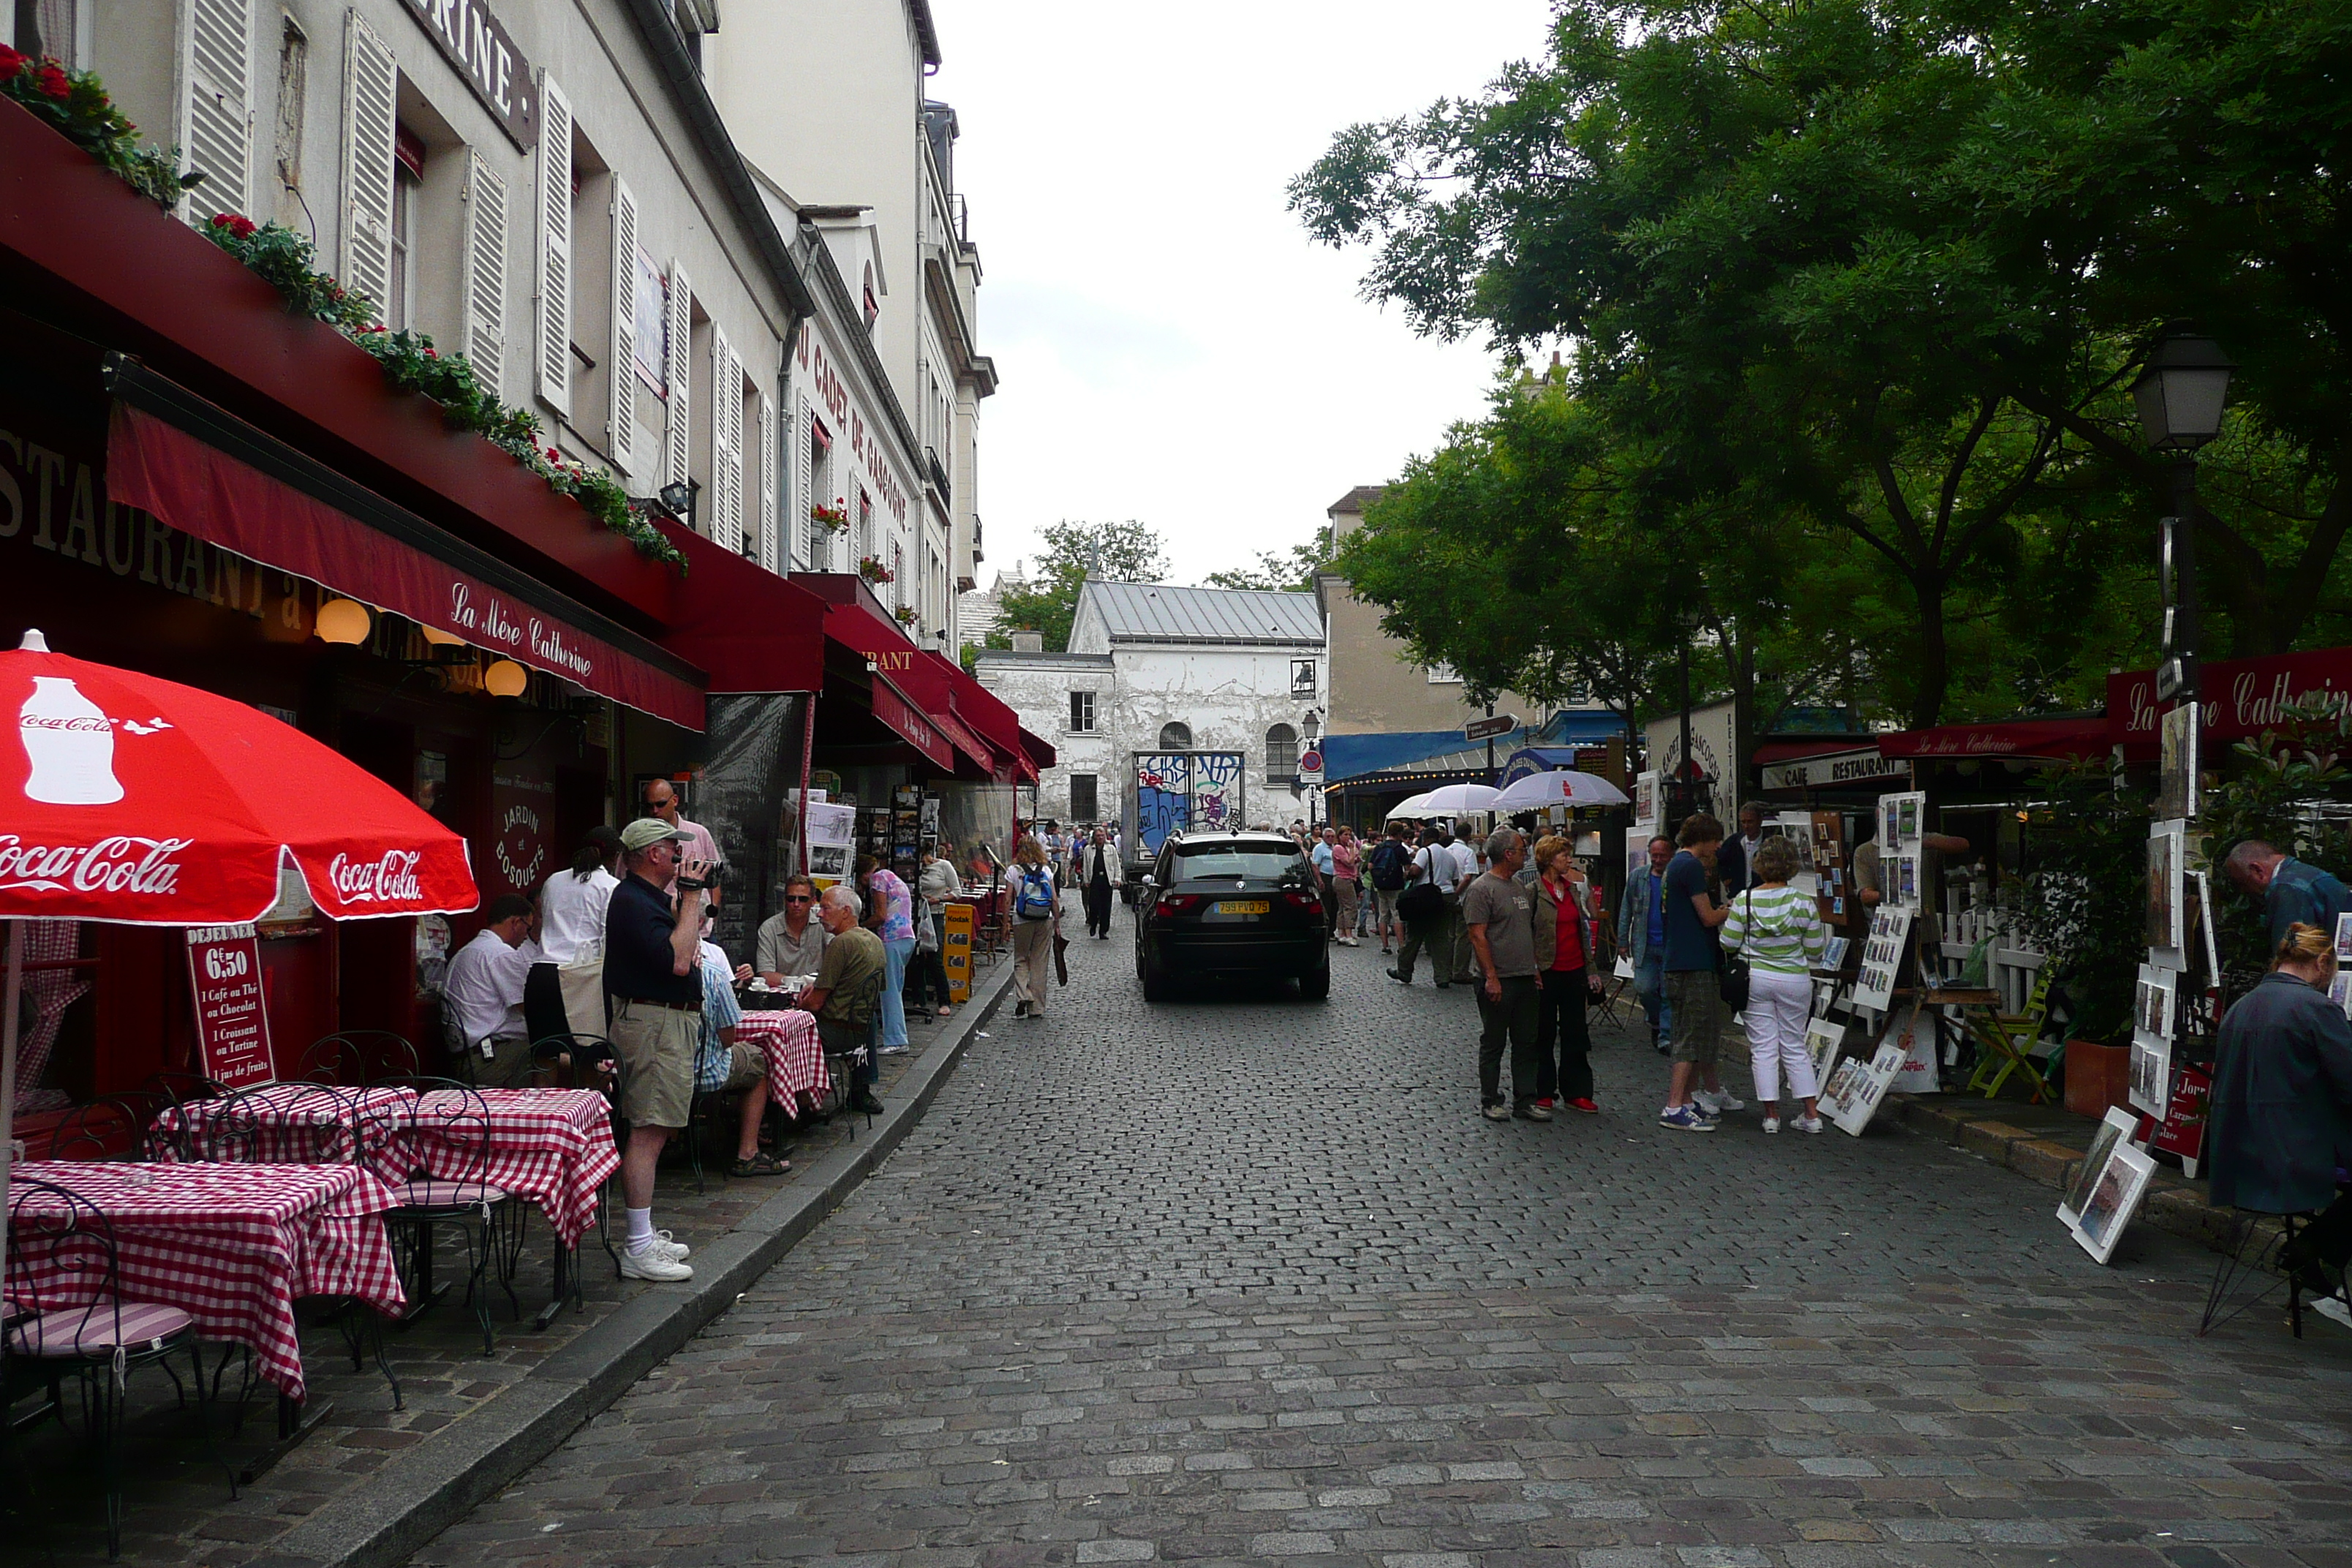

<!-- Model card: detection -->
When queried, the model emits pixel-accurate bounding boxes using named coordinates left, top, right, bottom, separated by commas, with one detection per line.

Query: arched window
left=1158, top=722, right=1192, bottom=750
left=1265, top=723, right=1298, bottom=783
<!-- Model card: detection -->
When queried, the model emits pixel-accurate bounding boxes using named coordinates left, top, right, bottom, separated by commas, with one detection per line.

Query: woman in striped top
left=1722, top=835, right=1829, bottom=1133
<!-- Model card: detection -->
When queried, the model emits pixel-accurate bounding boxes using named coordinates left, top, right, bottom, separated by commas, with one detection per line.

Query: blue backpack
left=1014, top=866, right=1055, bottom=919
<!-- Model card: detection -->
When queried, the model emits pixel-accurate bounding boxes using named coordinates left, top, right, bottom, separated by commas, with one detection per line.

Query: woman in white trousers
left=1721, top=836, right=1829, bottom=1133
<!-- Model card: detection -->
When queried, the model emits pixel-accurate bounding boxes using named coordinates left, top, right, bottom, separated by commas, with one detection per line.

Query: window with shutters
left=388, top=128, right=423, bottom=331
left=337, top=12, right=395, bottom=315
left=808, top=418, right=834, bottom=570
left=707, top=329, right=743, bottom=546
left=630, top=253, right=666, bottom=393
left=464, top=151, right=509, bottom=396
left=756, top=395, right=779, bottom=570
left=664, top=263, right=694, bottom=489
left=533, top=74, right=573, bottom=418
left=182, top=0, right=253, bottom=225
left=856, top=489, right=872, bottom=565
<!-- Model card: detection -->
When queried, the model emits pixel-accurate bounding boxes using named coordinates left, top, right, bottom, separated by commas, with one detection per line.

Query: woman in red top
left=1531, top=834, right=1607, bottom=1112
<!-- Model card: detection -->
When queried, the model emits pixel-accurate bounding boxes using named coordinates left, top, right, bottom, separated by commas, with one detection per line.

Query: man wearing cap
left=603, top=816, right=713, bottom=1281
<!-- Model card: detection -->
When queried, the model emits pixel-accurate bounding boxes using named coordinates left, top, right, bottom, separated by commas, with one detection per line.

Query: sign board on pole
left=185, top=924, right=276, bottom=1088
left=1464, top=714, right=1519, bottom=743
left=942, top=902, right=973, bottom=1003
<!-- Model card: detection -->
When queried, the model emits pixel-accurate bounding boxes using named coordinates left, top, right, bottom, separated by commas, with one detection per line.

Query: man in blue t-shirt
left=1659, top=813, right=1742, bottom=1132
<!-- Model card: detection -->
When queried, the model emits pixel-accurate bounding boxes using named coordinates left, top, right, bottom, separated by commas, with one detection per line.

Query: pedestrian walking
left=1008, top=834, right=1060, bottom=1019
left=1616, top=833, right=1676, bottom=1053
left=1720, top=835, right=1828, bottom=1133
left=1658, top=813, right=1743, bottom=1131
left=1330, top=826, right=1363, bottom=946
left=1078, top=825, right=1122, bottom=938
left=1447, top=823, right=1482, bottom=984
left=859, top=854, right=918, bottom=1053
left=1368, top=821, right=1412, bottom=953
left=1531, top=834, right=1605, bottom=1115
left=1463, top=827, right=1543, bottom=1120
left=1390, top=825, right=1461, bottom=986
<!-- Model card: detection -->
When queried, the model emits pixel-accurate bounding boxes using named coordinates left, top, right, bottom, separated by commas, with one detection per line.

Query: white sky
left=929, top=1, right=1558, bottom=587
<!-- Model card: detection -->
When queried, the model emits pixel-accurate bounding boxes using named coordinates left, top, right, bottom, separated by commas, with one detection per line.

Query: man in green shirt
left=799, top=884, right=885, bottom=1115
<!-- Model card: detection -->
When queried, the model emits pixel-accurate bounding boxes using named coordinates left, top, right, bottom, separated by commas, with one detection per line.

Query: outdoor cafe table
left=736, top=1010, right=829, bottom=1117
left=3, top=1160, right=406, bottom=1403
left=153, top=1082, right=421, bottom=1166
left=400, top=1087, right=619, bottom=1248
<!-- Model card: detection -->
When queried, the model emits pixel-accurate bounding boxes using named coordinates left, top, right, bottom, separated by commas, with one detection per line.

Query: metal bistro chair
left=297, top=1030, right=420, bottom=1087
left=45, top=1094, right=167, bottom=1164
left=4, top=1177, right=235, bottom=1561
left=378, top=1078, right=521, bottom=1357
left=2199, top=1206, right=2352, bottom=1340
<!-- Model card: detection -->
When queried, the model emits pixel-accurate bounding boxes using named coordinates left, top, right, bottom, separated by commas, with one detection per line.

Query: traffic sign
left=1298, top=748, right=1323, bottom=775
left=1463, top=714, right=1518, bottom=742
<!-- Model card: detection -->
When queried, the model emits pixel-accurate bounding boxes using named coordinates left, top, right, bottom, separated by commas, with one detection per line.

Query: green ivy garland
left=3, top=50, right=685, bottom=573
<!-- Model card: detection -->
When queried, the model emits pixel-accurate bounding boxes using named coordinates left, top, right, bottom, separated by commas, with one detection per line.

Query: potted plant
left=858, top=556, right=894, bottom=585
left=810, top=500, right=850, bottom=535
left=893, top=604, right=919, bottom=627
left=2013, top=761, right=2152, bottom=1115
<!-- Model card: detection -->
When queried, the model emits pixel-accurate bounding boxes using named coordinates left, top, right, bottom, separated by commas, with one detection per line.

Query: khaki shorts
left=722, top=1041, right=766, bottom=1095
left=611, top=999, right=698, bottom=1129
left=1665, top=969, right=1725, bottom=1066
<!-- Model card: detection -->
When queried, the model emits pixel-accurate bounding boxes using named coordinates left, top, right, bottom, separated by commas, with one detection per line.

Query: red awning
left=867, top=670, right=954, bottom=770
left=105, top=399, right=706, bottom=728
left=1753, top=736, right=1879, bottom=765
left=1876, top=716, right=2108, bottom=761
left=652, top=519, right=825, bottom=696
left=2108, top=646, right=2352, bottom=754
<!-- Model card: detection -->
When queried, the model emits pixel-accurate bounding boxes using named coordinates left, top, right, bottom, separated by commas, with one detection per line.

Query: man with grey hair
left=1719, top=801, right=1774, bottom=897
left=1463, top=826, right=1545, bottom=1121
left=2223, top=839, right=2352, bottom=953
left=797, top=884, right=885, bottom=1115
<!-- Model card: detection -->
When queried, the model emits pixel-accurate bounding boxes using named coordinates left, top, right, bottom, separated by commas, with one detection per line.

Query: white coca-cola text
left=0, top=834, right=192, bottom=895
left=327, top=849, right=424, bottom=904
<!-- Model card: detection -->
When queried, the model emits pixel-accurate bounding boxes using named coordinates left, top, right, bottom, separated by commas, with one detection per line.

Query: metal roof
left=1084, top=581, right=1323, bottom=646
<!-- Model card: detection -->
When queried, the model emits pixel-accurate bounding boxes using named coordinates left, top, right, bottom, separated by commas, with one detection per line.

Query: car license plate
left=1215, top=900, right=1269, bottom=915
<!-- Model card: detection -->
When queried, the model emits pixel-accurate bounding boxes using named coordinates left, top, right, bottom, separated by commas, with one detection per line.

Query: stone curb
left=244, top=961, right=1018, bottom=1568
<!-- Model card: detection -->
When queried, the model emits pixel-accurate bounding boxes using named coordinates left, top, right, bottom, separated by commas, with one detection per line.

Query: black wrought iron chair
left=45, top=1094, right=165, bottom=1163
left=376, top=1078, right=520, bottom=1356
left=3, top=1177, right=235, bottom=1560
left=2200, top=1207, right=2352, bottom=1339
left=296, top=1030, right=419, bottom=1086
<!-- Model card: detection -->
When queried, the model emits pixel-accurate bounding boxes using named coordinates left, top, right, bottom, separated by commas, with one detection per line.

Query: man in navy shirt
left=2223, top=840, right=2352, bottom=954
left=603, top=815, right=712, bottom=1281
left=1659, top=813, right=1742, bottom=1131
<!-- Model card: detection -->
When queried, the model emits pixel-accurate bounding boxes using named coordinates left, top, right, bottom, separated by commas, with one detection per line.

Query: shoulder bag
left=1717, top=888, right=1753, bottom=1009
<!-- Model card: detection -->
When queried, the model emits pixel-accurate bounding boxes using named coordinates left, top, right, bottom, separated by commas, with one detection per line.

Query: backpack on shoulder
left=1014, top=866, right=1055, bottom=920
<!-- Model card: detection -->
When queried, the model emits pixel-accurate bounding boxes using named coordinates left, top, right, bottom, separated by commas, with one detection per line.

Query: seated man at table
left=799, top=885, right=885, bottom=1116
left=754, top=873, right=829, bottom=986
left=695, top=899, right=786, bottom=1176
left=443, top=894, right=538, bottom=1083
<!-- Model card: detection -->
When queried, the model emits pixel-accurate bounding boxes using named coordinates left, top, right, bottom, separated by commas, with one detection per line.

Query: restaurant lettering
left=0, top=834, right=192, bottom=895
left=445, top=582, right=597, bottom=682
left=794, top=325, right=911, bottom=525
left=327, top=849, right=425, bottom=904
left=2108, top=647, right=2352, bottom=747
left=398, top=0, right=537, bottom=149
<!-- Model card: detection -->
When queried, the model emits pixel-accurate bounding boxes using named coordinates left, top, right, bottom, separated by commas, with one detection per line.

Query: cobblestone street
left=414, top=927, right=2352, bottom=1568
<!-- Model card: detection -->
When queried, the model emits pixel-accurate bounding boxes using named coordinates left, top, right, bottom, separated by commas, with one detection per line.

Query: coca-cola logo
left=20, top=715, right=113, bottom=733
left=0, top=834, right=192, bottom=895
left=327, top=849, right=424, bottom=904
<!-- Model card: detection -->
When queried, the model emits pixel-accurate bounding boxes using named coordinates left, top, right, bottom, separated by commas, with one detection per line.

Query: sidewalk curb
left=245, top=962, right=1017, bottom=1568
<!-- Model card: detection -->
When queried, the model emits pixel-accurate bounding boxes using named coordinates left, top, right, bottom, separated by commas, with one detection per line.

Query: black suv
left=1134, top=830, right=1330, bottom=1001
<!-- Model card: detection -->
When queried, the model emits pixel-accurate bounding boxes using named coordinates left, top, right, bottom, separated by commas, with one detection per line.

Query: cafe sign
left=185, top=924, right=276, bottom=1088
left=1760, top=748, right=1912, bottom=791
left=2108, top=646, right=2352, bottom=751
left=399, top=0, right=538, bottom=149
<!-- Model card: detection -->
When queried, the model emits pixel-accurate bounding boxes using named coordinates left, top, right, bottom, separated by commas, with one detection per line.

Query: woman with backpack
left=1008, top=834, right=1061, bottom=1019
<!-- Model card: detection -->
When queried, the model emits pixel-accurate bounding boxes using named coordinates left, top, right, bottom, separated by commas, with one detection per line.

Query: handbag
left=1397, top=880, right=1443, bottom=924
left=1716, top=889, right=1753, bottom=1009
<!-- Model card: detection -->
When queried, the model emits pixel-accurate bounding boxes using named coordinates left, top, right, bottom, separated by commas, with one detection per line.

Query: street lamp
left=1675, top=608, right=1703, bottom=821
left=2130, top=332, right=2234, bottom=705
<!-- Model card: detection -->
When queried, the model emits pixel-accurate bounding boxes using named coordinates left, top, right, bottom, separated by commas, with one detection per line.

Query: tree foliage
left=1203, top=538, right=1330, bottom=594
left=1292, top=0, right=2352, bottom=727
left=988, top=521, right=1169, bottom=654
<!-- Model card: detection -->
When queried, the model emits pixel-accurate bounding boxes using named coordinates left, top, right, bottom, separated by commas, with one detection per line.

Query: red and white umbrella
left=2, top=630, right=478, bottom=1275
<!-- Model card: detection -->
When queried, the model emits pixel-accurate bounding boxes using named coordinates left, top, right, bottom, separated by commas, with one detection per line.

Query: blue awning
left=1324, top=713, right=1627, bottom=788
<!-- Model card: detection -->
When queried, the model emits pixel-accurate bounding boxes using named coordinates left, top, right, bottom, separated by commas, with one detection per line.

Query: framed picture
left=2065, top=1134, right=2157, bottom=1265
left=1896, top=853, right=1920, bottom=907
left=1634, top=771, right=1659, bottom=825
left=1894, top=794, right=1922, bottom=845
left=2330, top=970, right=2352, bottom=1019
left=2128, top=1033, right=2173, bottom=1118
left=1824, top=1038, right=1906, bottom=1136
left=2144, top=824, right=2183, bottom=954
left=2131, top=962, right=2176, bottom=1050
left=2059, top=1108, right=2142, bottom=1225
left=1804, top=1017, right=1844, bottom=1084
left=2195, top=871, right=2222, bottom=988
left=2157, top=705, right=2199, bottom=820
left=2334, top=910, right=2352, bottom=965
left=1879, top=796, right=1901, bottom=853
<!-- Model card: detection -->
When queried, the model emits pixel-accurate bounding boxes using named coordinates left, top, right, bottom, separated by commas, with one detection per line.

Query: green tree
left=987, top=520, right=1169, bottom=653
left=1203, top=537, right=1330, bottom=593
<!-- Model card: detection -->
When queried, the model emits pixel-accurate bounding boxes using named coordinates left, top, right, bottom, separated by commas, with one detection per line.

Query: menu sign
left=186, top=924, right=276, bottom=1088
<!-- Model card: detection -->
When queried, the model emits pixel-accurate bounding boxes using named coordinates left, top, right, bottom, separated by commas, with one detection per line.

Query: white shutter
left=339, top=10, right=397, bottom=318
left=464, top=151, right=509, bottom=393
left=606, top=176, right=638, bottom=472
left=182, top=0, right=253, bottom=224
left=757, top=393, right=779, bottom=570
left=534, top=74, right=574, bottom=418
left=794, top=397, right=813, bottom=569
left=663, top=262, right=693, bottom=488
left=711, top=329, right=743, bottom=545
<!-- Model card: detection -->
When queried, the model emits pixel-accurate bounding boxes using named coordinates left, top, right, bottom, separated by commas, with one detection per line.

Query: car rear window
left=1169, top=845, right=1308, bottom=882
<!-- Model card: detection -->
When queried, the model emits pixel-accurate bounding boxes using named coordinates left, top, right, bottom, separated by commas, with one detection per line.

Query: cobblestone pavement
left=415, top=925, right=2352, bottom=1568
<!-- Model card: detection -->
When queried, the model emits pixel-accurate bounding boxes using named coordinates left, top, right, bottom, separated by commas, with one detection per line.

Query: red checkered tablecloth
left=737, top=1010, right=828, bottom=1116
left=403, top=1088, right=619, bottom=1247
left=154, top=1083, right=421, bottom=1172
left=4, top=1161, right=406, bottom=1401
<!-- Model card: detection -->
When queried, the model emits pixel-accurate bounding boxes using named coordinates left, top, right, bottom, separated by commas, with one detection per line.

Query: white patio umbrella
left=1405, top=782, right=1502, bottom=815
left=1385, top=791, right=1438, bottom=818
left=1488, top=769, right=1632, bottom=812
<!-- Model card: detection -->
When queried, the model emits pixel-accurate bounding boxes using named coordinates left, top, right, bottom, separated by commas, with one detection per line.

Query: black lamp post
left=1675, top=609, right=1703, bottom=821
left=2129, top=332, right=2235, bottom=708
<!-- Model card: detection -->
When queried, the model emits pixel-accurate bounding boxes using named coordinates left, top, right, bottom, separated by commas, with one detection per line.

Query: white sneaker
left=1761, top=1115, right=1782, bottom=1134
left=650, top=1230, right=690, bottom=1260
left=1697, top=1089, right=1746, bottom=1114
left=620, top=1244, right=693, bottom=1282
left=1795, top=1115, right=1825, bottom=1134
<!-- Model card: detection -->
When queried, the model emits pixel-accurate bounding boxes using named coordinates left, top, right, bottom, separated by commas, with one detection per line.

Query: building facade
left=973, top=581, right=1328, bottom=832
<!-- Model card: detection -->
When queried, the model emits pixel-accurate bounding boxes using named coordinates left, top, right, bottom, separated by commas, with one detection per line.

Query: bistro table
left=151, top=1082, right=421, bottom=1168
left=4, top=1160, right=406, bottom=1405
left=736, top=1009, right=829, bottom=1117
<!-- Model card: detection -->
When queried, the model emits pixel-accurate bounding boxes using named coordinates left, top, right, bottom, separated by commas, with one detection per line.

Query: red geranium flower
left=207, top=213, right=257, bottom=239
left=37, top=63, right=71, bottom=100
left=0, top=44, right=29, bottom=78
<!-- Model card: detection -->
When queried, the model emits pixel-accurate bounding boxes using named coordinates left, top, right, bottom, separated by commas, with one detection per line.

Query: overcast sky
left=929, top=1, right=1557, bottom=589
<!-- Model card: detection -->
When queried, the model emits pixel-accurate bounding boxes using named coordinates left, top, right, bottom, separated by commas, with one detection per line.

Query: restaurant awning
left=103, top=364, right=708, bottom=729
left=1876, top=715, right=2108, bottom=761
left=789, top=573, right=958, bottom=771
left=651, top=519, right=825, bottom=697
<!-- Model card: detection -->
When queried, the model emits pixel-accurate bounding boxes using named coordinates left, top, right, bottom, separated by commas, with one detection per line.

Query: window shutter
left=710, top=330, right=744, bottom=544
left=464, top=151, right=509, bottom=393
left=534, top=74, right=573, bottom=418
left=794, top=398, right=813, bottom=569
left=664, top=262, right=693, bottom=488
left=182, top=0, right=254, bottom=224
left=757, top=393, right=779, bottom=570
left=606, top=176, right=638, bottom=472
left=339, top=10, right=397, bottom=318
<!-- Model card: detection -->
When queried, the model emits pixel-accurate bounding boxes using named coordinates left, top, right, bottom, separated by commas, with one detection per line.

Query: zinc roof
left=1084, top=581, right=1323, bottom=646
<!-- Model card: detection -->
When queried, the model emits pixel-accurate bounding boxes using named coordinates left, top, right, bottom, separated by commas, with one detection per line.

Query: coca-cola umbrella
left=1, top=630, right=479, bottom=1280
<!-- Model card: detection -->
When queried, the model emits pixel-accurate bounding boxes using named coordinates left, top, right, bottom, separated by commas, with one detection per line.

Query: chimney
left=1011, top=629, right=1044, bottom=652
